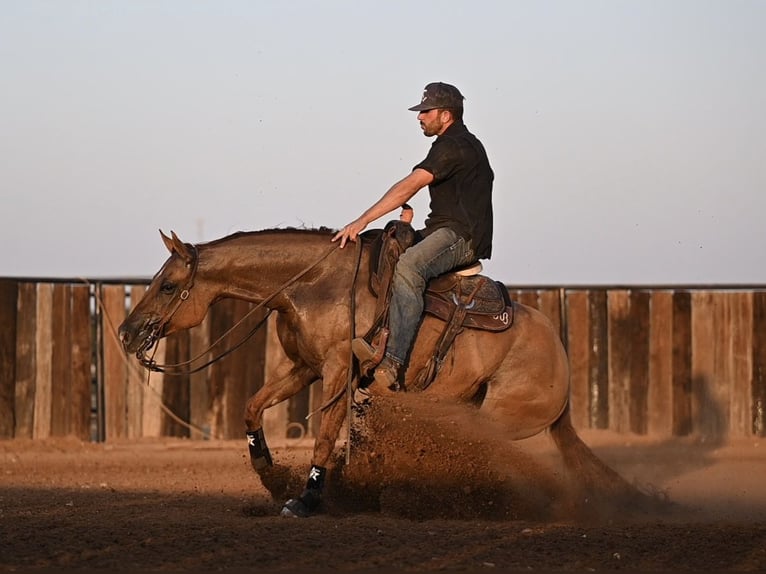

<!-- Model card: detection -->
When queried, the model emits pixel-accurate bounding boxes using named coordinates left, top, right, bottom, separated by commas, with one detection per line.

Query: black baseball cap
left=408, top=82, right=464, bottom=111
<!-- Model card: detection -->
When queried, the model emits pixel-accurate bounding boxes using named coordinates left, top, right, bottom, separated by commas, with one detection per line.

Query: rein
left=305, top=238, right=364, bottom=419
left=302, top=238, right=364, bottom=466
left=138, top=241, right=340, bottom=375
left=139, top=309, right=274, bottom=375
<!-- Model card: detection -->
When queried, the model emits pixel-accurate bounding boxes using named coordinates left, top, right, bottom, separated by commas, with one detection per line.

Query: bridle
left=135, top=240, right=344, bottom=376
left=134, top=244, right=208, bottom=372
left=134, top=242, right=202, bottom=371
left=134, top=236, right=366, bottom=462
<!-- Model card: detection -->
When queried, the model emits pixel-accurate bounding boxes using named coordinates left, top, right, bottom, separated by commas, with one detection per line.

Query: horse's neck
left=200, top=232, right=340, bottom=307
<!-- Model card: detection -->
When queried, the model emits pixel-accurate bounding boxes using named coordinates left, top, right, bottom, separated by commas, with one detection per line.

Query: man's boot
left=372, top=356, right=403, bottom=393
left=353, top=338, right=402, bottom=394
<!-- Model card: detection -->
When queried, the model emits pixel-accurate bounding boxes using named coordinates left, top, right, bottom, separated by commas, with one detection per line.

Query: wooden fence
left=1, top=278, right=764, bottom=443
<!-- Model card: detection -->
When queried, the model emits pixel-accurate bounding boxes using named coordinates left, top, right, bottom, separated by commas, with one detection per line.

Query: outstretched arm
left=332, top=168, right=433, bottom=248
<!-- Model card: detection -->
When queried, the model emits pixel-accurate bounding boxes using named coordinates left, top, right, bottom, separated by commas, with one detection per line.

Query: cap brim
left=408, top=103, right=437, bottom=111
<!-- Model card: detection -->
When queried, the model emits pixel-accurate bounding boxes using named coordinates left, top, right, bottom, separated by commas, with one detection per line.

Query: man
left=332, top=82, right=494, bottom=392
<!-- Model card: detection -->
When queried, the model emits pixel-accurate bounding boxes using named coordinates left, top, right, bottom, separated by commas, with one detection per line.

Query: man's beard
left=420, top=119, right=443, bottom=137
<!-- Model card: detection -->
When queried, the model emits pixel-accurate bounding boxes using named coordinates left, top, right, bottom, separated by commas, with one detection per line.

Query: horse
left=119, top=227, right=638, bottom=518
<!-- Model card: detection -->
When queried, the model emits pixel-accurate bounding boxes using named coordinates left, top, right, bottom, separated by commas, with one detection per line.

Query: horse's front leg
left=244, top=362, right=316, bottom=472
left=281, top=357, right=352, bottom=518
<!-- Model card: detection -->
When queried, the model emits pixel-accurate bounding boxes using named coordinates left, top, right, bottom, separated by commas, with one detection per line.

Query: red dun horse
left=119, top=228, right=637, bottom=517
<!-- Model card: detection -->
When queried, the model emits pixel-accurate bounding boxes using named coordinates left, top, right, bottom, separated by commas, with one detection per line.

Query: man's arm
left=332, top=168, right=433, bottom=248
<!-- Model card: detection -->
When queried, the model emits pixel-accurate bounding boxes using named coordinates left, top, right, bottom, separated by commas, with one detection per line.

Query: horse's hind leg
left=549, top=401, right=642, bottom=502
left=476, top=306, right=571, bottom=440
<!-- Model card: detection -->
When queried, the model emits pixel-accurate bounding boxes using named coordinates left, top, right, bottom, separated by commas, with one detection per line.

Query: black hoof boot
left=246, top=428, right=273, bottom=470
left=280, top=465, right=326, bottom=518
left=280, top=493, right=314, bottom=518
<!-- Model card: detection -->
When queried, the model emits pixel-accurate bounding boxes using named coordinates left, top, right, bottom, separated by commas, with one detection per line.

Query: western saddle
left=359, top=219, right=514, bottom=391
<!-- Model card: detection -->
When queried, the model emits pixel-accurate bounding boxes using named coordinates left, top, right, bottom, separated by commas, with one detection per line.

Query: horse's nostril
left=118, top=326, right=134, bottom=350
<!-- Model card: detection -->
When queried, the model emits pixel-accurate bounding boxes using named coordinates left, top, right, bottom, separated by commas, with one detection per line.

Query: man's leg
left=385, top=227, right=475, bottom=370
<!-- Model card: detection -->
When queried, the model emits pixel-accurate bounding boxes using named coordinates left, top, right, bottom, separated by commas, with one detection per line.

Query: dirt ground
left=2, top=395, right=765, bottom=573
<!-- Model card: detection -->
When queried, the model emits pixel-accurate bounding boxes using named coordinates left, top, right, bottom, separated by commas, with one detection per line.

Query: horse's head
left=119, top=230, right=211, bottom=358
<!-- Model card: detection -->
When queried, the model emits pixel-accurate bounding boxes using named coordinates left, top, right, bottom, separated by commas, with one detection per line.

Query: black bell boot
left=280, top=464, right=327, bottom=518
left=246, top=428, right=273, bottom=470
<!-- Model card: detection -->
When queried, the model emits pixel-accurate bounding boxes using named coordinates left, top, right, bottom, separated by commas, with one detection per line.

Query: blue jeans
left=386, top=226, right=475, bottom=364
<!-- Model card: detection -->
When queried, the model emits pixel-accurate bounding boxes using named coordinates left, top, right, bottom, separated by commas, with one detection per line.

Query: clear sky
left=1, top=0, right=764, bottom=285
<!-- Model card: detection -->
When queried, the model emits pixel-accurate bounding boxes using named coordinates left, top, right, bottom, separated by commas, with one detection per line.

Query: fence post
left=0, top=280, right=18, bottom=438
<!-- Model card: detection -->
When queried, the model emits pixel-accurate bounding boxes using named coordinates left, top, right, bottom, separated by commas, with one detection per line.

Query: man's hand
left=332, top=218, right=367, bottom=248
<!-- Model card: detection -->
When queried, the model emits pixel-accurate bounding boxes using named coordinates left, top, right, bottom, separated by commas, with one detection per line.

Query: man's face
left=417, top=109, right=449, bottom=137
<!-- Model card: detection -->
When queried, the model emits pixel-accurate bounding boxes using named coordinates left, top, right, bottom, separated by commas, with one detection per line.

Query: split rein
left=137, top=240, right=355, bottom=377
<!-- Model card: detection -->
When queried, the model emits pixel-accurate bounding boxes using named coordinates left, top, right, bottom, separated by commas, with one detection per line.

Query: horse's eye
left=160, top=281, right=176, bottom=295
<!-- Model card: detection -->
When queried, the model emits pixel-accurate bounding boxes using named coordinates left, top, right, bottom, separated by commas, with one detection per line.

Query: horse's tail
left=548, top=400, right=644, bottom=503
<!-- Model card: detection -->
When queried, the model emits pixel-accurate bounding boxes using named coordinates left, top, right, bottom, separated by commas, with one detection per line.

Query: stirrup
left=352, top=329, right=389, bottom=375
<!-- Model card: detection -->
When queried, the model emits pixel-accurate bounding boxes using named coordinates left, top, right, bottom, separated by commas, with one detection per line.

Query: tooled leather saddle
left=361, top=220, right=515, bottom=391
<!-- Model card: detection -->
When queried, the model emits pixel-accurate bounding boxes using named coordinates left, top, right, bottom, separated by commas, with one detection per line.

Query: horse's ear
left=170, top=230, right=194, bottom=264
left=160, top=230, right=174, bottom=254
left=159, top=229, right=194, bottom=263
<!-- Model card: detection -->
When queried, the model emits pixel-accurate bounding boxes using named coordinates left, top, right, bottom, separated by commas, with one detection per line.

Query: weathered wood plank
left=606, top=290, right=653, bottom=433
left=125, top=285, right=146, bottom=439
left=50, top=284, right=72, bottom=437
left=648, top=291, right=674, bottom=436
left=14, top=283, right=37, bottom=438
left=141, top=343, right=165, bottom=438
left=607, top=290, right=631, bottom=433
left=538, top=289, right=562, bottom=341
left=629, top=291, right=651, bottom=434
left=189, top=309, right=212, bottom=440
left=120, top=286, right=166, bottom=440
left=515, top=290, right=539, bottom=310
left=161, top=330, right=190, bottom=438
left=70, top=284, right=92, bottom=440
left=216, top=300, right=264, bottom=440
left=33, top=284, right=53, bottom=439
left=102, top=285, right=127, bottom=440
left=0, top=280, right=18, bottom=438
left=589, top=290, right=609, bottom=429
left=730, top=291, right=753, bottom=437
left=208, top=299, right=241, bottom=439
left=691, top=291, right=721, bottom=440
left=564, top=290, right=590, bottom=429
left=711, top=293, right=734, bottom=440
left=672, top=291, right=693, bottom=436
left=752, top=291, right=766, bottom=436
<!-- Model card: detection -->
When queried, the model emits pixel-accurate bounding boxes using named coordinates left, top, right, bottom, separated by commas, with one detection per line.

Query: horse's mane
left=202, top=226, right=337, bottom=247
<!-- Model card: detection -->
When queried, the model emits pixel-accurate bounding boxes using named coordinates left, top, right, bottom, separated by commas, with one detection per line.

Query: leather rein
left=136, top=240, right=346, bottom=376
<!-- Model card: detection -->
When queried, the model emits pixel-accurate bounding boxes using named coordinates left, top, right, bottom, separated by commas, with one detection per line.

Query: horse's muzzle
left=118, top=319, right=161, bottom=356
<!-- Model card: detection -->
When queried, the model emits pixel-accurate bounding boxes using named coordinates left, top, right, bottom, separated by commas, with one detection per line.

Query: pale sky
left=1, top=0, right=764, bottom=285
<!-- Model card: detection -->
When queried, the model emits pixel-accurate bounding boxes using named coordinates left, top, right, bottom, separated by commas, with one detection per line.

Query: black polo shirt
left=413, top=121, right=494, bottom=260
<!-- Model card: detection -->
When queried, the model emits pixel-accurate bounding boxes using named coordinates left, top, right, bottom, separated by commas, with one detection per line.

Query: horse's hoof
left=250, top=456, right=272, bottom=471
left=280, top=498, right=310, bottom=518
